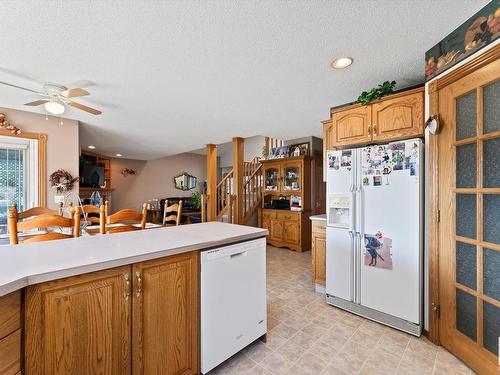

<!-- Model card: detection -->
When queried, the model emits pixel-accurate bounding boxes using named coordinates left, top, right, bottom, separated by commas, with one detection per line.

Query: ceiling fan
left=0, top=81, right=102, bottom=115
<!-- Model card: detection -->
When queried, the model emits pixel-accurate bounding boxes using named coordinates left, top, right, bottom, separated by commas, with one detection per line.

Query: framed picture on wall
left=289, top=143, right=309, bottom=157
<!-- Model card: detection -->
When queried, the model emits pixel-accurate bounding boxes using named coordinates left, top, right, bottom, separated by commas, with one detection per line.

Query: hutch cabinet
left=259, top=156, right=311, bottom=252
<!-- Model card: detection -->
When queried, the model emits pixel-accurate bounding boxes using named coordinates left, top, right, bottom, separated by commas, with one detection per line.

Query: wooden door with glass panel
left=438, top=59, right=500, bottom=374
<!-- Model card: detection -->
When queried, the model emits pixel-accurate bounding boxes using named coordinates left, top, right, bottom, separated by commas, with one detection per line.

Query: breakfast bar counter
left=0, top=222, right=267, bottom=375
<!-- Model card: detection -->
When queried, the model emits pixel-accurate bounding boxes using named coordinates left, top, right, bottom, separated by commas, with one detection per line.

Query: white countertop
left=0, top=222, right=267, bottom=296
left=309, top=214, right=326, bottom=221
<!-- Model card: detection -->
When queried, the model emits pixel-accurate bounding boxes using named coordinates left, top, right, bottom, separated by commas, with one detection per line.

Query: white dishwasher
left=201, top=237, right=267, bottom=374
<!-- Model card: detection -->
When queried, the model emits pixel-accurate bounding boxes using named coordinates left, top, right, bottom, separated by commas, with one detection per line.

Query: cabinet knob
left=373, top=124, right=377, bottom=134
left=135, top=271, right=143, bottom=297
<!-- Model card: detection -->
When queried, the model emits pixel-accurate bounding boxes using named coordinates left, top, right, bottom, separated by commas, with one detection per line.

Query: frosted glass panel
left=456, top=194, right=476, bottom=239
left=483, top=194, right=500, bottom=245
left=456, top=288, right=476, bottom=341
left=456, top=91, right=476, bottom=140
left=484, top=138, right=500, bottom=188
left=483, top=248, right=500, bottom=301
left=483, top=301, right=499, bottom=356
left=456, top=143, right=476, bottom=188
left=456, top=242, right=476, bottom=290
left=484, top=79, right=500, bottom=134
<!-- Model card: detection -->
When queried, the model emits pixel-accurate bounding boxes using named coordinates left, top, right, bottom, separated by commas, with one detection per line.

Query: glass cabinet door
left=283, top=163, right=301, bottom=192
left=264, top=166, right=280, bottom=191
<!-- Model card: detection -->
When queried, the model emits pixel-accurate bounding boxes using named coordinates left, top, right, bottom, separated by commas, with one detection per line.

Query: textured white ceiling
left=0, top=0, right=488, bottom=160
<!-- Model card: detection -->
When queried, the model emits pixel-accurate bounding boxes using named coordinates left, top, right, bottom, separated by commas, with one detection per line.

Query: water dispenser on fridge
left=327, top=194, right=353, bottom=228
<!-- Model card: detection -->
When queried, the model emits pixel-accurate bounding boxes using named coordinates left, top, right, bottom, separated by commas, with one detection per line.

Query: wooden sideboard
left=322, top=86, right=424, bottom=181
left=24, top=251, right=199, bottom=375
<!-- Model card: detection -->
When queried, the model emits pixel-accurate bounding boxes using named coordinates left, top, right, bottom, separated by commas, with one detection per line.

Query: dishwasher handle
left=230, top=250, right=248, bottom=259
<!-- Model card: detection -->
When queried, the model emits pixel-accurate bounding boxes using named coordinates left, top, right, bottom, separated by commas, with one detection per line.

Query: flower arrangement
left=0, top=113, right=22, bottom=134
left=50, top=169, right=79, bottom=193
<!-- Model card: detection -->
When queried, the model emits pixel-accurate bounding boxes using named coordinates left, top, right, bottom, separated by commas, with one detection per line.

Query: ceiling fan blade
left=60, top=87, right=90, bottom=98
left=67, top=101, right=102, bottom=115
left=24, top=99, right=49, bottom=106
left=0, top=81, right=44, bottom=95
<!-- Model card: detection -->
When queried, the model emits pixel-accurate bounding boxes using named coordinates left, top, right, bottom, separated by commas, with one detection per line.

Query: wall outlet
left=54, top=195, right=65, bottom=204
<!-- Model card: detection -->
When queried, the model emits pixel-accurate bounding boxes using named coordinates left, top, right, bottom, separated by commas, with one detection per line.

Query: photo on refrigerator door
left=328, top=151, right=340, bottom=170
left=364, top=232, right=393, bottom=270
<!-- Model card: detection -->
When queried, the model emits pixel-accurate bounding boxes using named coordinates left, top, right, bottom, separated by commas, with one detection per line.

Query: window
left=0, top=136, right=39, bottom=235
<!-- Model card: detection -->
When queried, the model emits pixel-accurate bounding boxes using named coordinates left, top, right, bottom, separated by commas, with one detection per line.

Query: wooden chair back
left=81, top=204, right=102, bottom=224
left=104, top=203, right=147, bottom=234
left=8, top=205, right=81, bottom=245
left=14, top=202, right=63, bottom=220
left=163, top=199, right=183, bottom=226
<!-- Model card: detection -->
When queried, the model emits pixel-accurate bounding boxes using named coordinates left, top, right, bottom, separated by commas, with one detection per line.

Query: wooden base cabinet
left=311, top=220, right=326, bottom=286
left=132, top=253, right=199, bottom=375
left=260, top=209, right=310, bottom=252
left=0, top=290, right=22, bottom=375
left=25, top=252, right=199, bottom=375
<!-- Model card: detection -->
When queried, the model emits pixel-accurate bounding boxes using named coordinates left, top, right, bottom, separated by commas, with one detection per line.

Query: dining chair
left=104, top=202, right=147, bottom=234
left=13, top=202, right=63, bottom=220
left=8, top=205, right=81, bottom=245
left=81, top=204, right=103, bottom=224
left=162, top=199, right=183, bottom=226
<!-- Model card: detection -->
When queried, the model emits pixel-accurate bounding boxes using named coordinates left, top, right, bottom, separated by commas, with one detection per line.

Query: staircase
left=215, top=156, right=262, bottom=224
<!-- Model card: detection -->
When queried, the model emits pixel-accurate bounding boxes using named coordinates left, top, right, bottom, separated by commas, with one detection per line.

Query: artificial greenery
left=189, top=191, right=202, bottom=209
left=357, top=81, right=396, bottom=105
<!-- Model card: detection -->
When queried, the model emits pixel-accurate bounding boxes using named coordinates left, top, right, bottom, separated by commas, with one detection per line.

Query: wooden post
left=206, top=144, right=217, bottom=221
left=201, top=194, right=207, bottom=222
left=232, top=137, right=244, bottom=224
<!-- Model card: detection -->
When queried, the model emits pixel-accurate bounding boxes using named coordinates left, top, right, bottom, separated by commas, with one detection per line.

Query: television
left=80, top=164, right=105, bottom=187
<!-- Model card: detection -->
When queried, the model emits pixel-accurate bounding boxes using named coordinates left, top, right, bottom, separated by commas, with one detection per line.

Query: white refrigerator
left=325, top=139, right=423, bottom=336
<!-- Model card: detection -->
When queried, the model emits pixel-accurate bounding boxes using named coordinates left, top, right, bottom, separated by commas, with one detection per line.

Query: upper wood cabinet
left=25, top=266, right=132, bottom=375
left=25, top=252, right=200, bottom=375
left=323, top=87, right=424, bottom=150
left=132, top=252, right=199, bottom=375
left=371, top=90, right=424, bottom=141
left=332, top=105, right=372, bottom=146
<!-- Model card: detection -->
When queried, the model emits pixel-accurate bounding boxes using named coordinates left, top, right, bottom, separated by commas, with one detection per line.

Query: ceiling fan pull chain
left=60, top=113, right=64, bottom=126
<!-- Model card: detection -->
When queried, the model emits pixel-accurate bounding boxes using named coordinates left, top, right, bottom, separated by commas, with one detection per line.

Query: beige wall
left=0, top=107, right=79, bottom=210
left=110, top=153, right=206, bottom=212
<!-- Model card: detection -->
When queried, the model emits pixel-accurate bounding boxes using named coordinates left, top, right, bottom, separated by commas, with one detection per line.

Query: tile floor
left=208, top=246, right=473, bottom=375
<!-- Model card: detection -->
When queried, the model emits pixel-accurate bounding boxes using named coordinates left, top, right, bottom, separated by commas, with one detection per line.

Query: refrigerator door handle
left=355, top=232, right=362, bottom=304
left=348, top=230, right=355, bottom=301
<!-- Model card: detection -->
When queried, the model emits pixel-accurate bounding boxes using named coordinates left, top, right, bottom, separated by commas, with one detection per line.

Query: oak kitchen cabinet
left=311, top=218, right=326, bottom=288
left=0, top=290, right=22, bottom=375
left=322, top=87, right=424, bottom=181
left=25, top=251, right=199, bottom=375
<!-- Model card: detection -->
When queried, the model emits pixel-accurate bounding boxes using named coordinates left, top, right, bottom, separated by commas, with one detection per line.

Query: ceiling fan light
left=44, top=101, right=65, bottom=115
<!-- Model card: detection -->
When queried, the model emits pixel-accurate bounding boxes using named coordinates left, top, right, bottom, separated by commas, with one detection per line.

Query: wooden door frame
left=0, top=129, right=47, bottom=207
left=427, top=43, right=500, bottom=345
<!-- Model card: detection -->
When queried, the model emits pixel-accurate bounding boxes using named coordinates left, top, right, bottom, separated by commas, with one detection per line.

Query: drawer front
left=0, top=291, right=21, bottom=340
left=262, top=210, right=277, bottom=220
left=312, top=220, right=326, bottom=235
left=276, top=211, right=299, bottom=221
left=0, top=329, right=21, bottom=375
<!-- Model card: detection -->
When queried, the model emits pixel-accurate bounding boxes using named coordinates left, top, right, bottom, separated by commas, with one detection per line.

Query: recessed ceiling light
left=331, top=57, right=353, bottom=69
left=88, top=145, right=96, bottom=149
left=116, top=153, right=122, bottom=157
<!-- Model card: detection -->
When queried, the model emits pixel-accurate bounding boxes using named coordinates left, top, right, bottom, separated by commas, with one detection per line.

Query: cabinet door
left=283, top=221, right=300, bottom=244
left=371, top=91, right=424, bottom=141
left=263, top=163, right=281, bottom=192
left=282, top=161, right=302, bottom=193
left=270, top=220, right=284, bottom=242
left=262, top=217, right=271, bottom=238
left=312, top=235, right=326, bottom=285
left=332, top=105, right=371, bottom=146
left=25, top=266, right=131, bottom=375
left=132, top=251, right=199, bottom=375
left=322, top=120, right=334, bottom=182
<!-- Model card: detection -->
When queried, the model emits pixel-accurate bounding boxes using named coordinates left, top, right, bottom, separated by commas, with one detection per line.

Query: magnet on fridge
left=373, top=176, right=382, bottom=186
left=363, top=177, right=370, bottom=186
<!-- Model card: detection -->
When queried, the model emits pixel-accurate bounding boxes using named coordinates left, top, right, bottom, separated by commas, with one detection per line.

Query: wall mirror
left=173, top=172, right=197, bottom=191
